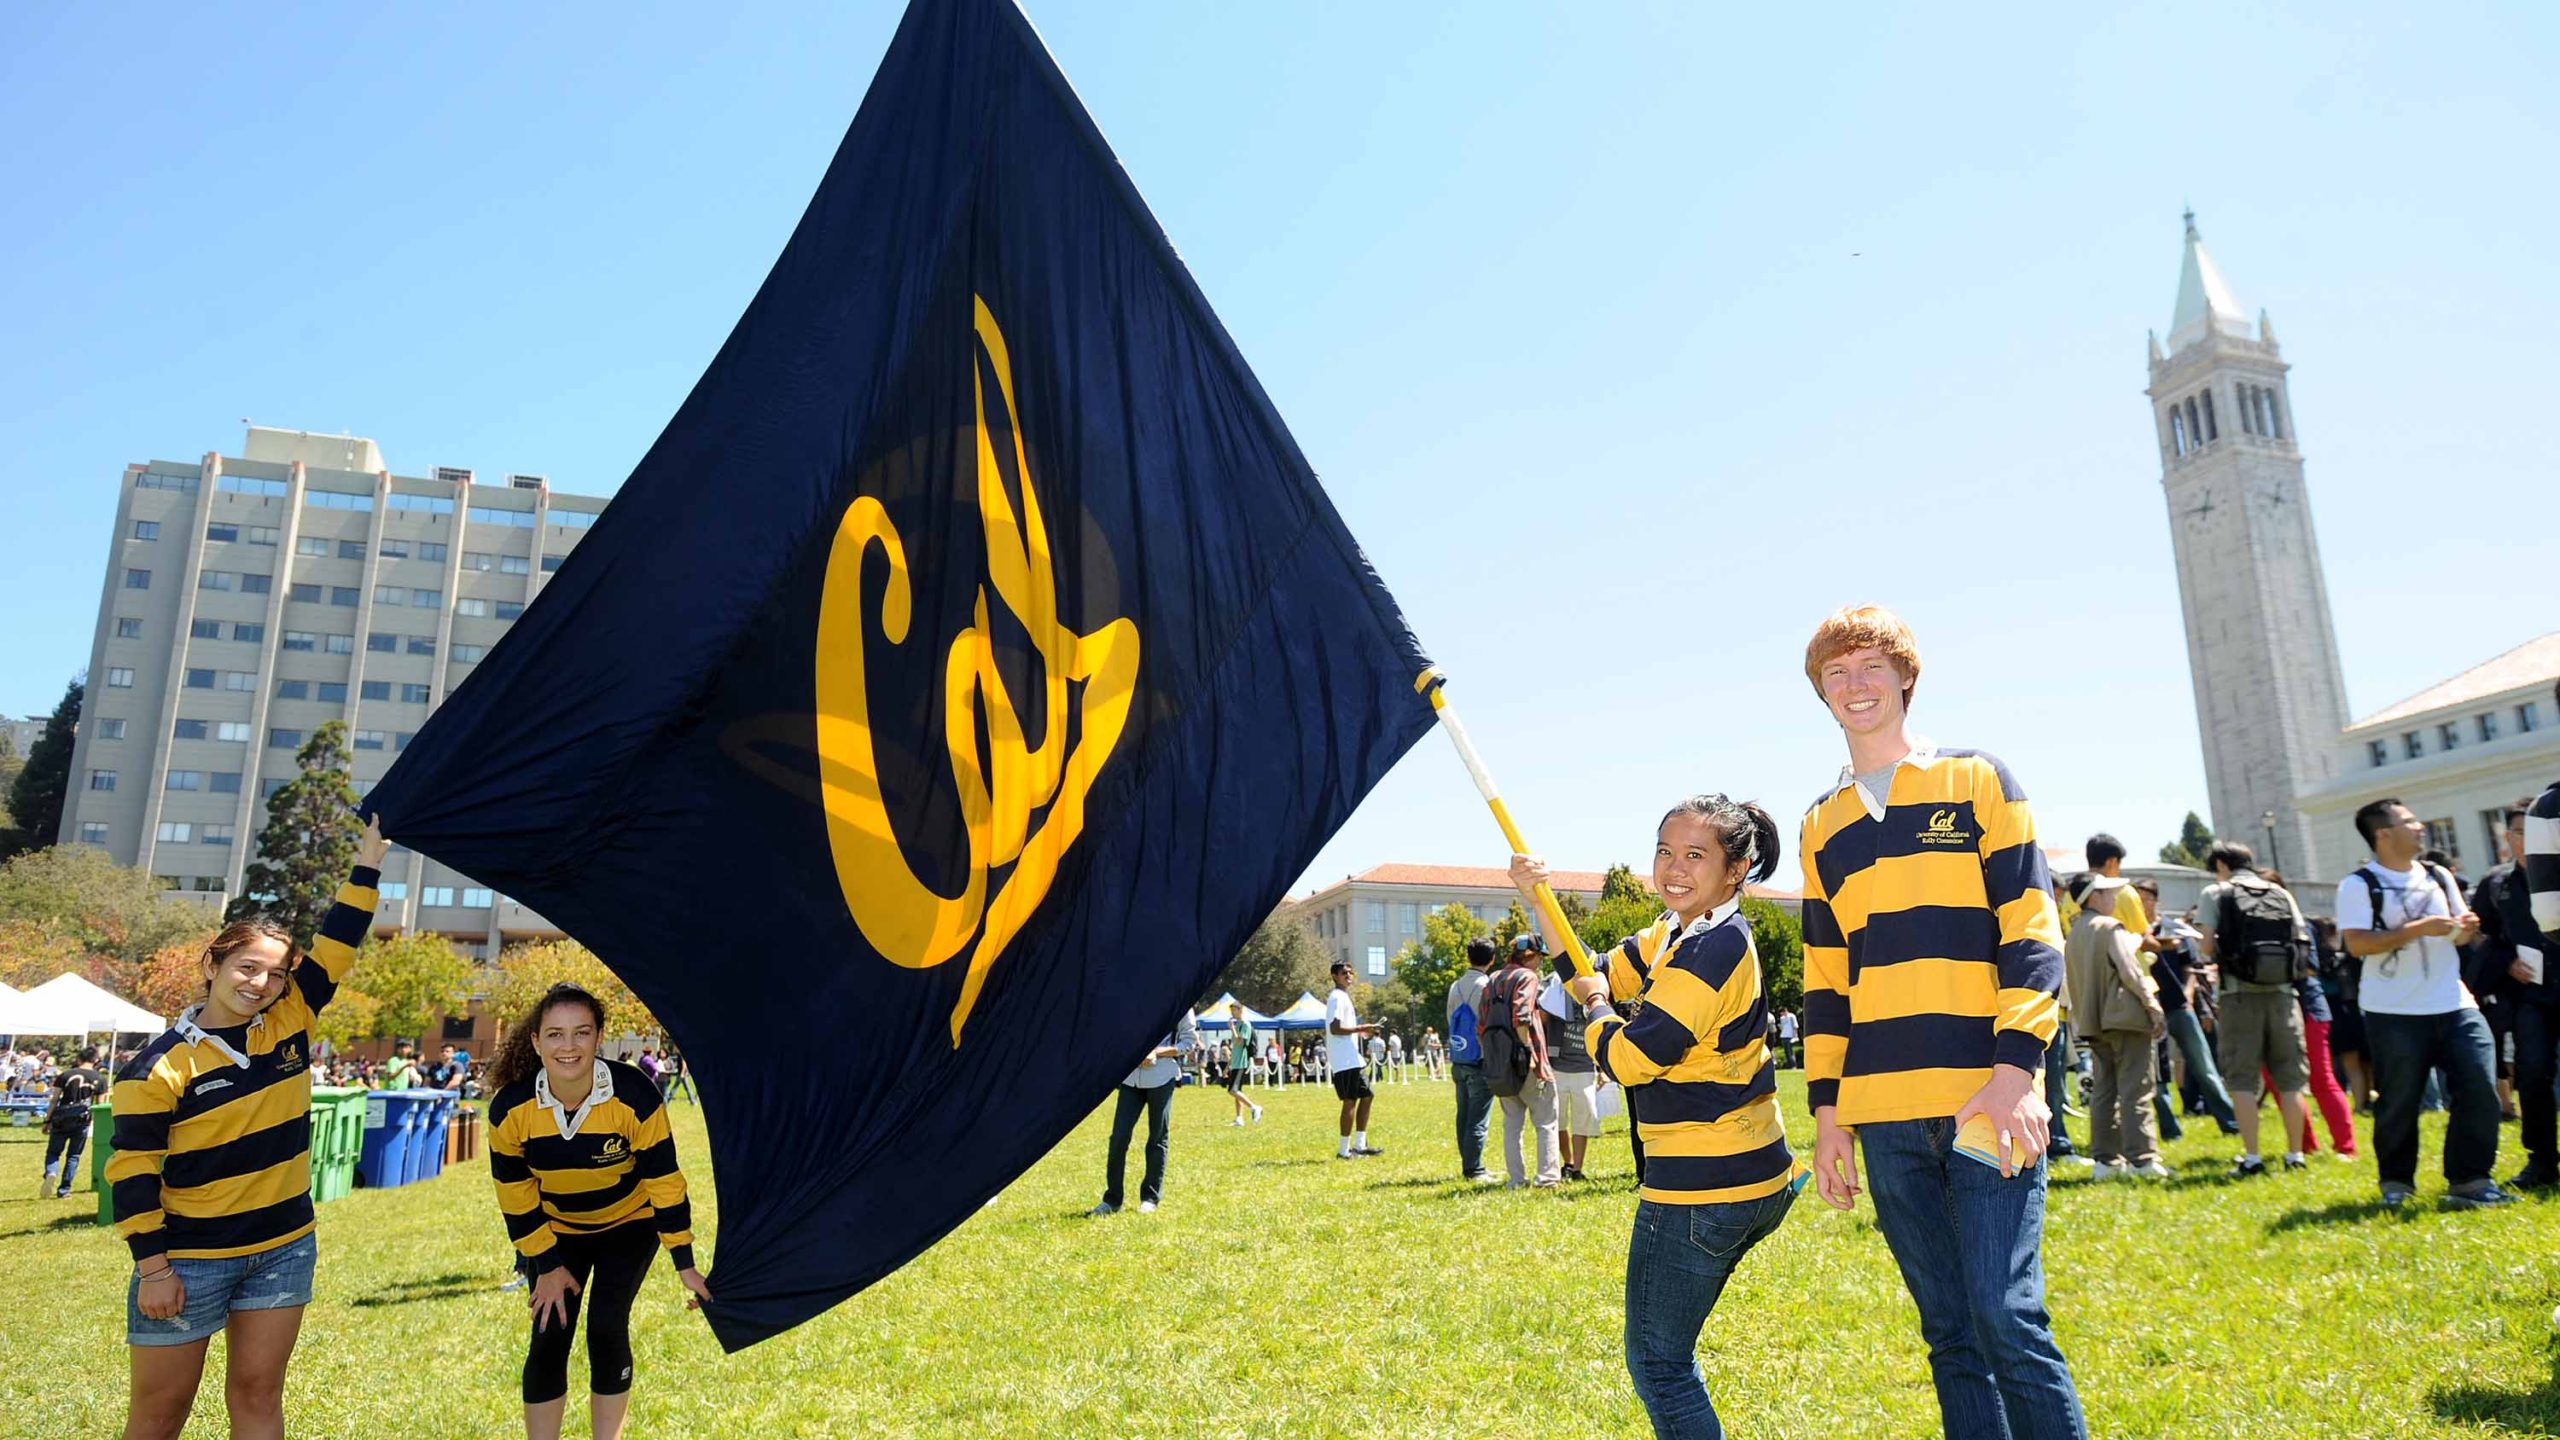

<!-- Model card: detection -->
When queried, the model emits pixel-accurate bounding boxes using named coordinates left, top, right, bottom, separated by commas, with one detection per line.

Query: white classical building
left=2149, top=216, right=2560, bottom=890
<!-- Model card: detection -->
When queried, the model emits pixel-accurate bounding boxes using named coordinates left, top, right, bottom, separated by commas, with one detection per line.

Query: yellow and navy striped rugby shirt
left=1799, top=745, right=2063, bottom=1126
left=1587, top=904, right=1803, bottom=1205
left=108, top=866, right=379, bottom=1261
left=487, top=1058, right=694, bottom=1273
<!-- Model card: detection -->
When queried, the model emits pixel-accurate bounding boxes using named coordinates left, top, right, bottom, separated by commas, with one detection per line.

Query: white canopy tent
left=0, top=973, right=166, bottom=1037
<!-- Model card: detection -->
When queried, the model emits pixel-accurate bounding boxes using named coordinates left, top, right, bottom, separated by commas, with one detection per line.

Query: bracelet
left=137, top=1265, right=174, bottom=1281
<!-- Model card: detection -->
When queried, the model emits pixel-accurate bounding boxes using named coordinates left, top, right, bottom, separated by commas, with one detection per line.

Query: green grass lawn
left=5, top=1075, right=2558, bottom=1438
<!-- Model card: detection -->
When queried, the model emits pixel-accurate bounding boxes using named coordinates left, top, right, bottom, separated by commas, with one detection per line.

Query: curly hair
left=487, top=983, right=608, bottom=1094
left=1803, top=603, right=1921, bottom=710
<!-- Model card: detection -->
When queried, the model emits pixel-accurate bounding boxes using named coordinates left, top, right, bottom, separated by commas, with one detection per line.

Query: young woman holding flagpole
left=485, top=984, right=711, bottom=1440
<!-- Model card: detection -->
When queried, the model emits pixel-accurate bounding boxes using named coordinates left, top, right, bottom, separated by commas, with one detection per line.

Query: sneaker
left=2508, top=1166, right=2560, bottom=1192
left=1470, top=1171, right=1501, bottom=1185
left=2445, top=1183, right=2518, bottom=1210
left=2216, top=1122, right=2242, bottom=1137
left=2129, top=1161, right=2172, bottom=1180
left=2231, top=1157, right=2268, bottom=1179
left=2332, top=1151, right=2358, bottom=1163
left=2089, top=1160, right=2123, bottom=1181
left=2282, top=1155, right=2308, bottom=1173
left=2378, top=1183, right=2416, bottom=1209
left=1251, top=1104, right=1264, bottom=1123
left=1232, top=1117, right=1245, bottom=1127
left=1561, top=1164, right=1582, bottom=1182
left=2051, top=1154, right=2095, bottom=1171
left=1352, top=1146, right=1384, bottom=1157
left=54, top=1188, right=71, bottom=1200
left=1136, top=1200, right=1158, bottom=1214
left=1087, top=1201, right=1119, bottom=1216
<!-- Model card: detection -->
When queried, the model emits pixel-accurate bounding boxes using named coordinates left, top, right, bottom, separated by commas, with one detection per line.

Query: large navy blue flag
left=366, top=0, right=1432, bottom=1350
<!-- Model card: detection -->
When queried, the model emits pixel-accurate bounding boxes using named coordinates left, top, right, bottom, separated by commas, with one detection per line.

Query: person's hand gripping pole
left=1418, top=669, right=1595, bottom=980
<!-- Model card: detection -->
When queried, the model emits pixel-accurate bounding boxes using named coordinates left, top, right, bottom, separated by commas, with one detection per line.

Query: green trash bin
left=310, top=1086, right=365, bottom=1204
left=90, top=1099, right=116, bottom=1227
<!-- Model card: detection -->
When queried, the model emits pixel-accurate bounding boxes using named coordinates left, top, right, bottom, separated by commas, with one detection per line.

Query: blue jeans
left=1451, top=1062, right=1494, bottom=1177
left=1624, top=1187, right=1797, bottom=1439
left=2366, top=1008, right=2499, bottom=1191
left=43, top=1124, right=86, bottom=1191
left=1862, top=1119, right=2087, bottom=1440
left=128, top=1231, right=317, bottom=1347
left=1103, top=1081, right=1173, bottom=1207
left=2042, top=1021, right=2077, bottom=1157
left=2162, top=1008, right=2238, bottom=1131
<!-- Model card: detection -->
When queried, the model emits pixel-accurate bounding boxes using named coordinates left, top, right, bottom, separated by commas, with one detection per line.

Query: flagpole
left=1417, top=670, right=1597, bottom=979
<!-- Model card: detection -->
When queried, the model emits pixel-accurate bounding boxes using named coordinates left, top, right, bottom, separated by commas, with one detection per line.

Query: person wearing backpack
left=1484, top=934, right=1561, bottom=1188
left=2198, top=842, right=2313, bottom=1178
left=1445, top=938, right=1499, bottom=1182
left=2337, top=798, right=2511, bottom=1210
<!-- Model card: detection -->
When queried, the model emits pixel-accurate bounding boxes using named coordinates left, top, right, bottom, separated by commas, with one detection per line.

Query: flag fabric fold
left=365, top=0, right=1432, bottom=1350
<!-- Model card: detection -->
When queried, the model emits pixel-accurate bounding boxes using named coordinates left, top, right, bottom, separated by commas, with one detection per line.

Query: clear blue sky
left=3, top=2, right=2553, bottom=890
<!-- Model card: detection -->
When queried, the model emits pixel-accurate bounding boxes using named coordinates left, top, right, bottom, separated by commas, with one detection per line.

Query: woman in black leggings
left=485, top=985, right=710, bottom=1440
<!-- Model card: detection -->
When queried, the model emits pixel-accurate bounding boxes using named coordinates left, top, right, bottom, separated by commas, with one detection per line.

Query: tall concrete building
left=61, top=426, right=605, bottom=957
left=2148, top=212, right=2351, bottom=880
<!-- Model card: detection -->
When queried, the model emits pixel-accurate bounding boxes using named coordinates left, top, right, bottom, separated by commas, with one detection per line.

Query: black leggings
left=522, top=1221, right=659, bottom=1405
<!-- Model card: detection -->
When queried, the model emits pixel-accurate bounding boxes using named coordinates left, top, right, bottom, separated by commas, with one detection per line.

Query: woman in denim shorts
left=111, top=820, right=386, bottom=1440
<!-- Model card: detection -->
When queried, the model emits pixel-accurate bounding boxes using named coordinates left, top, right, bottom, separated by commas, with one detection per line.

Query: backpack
left=1478, top=970, right=1531, bottom=1098
left=2354, top=862, right=2462, bottom=981
left=2217, top=877, right=2310, bottom=986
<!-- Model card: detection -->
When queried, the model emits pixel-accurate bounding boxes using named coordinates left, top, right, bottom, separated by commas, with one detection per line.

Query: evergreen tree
left=2158, top=811, right=2215, bottom=869
left=1, top=677, right=81, bottom=861
left=232, top=722, right=362, bottom=943
left=1208, top=913, right=1332, bottom=1014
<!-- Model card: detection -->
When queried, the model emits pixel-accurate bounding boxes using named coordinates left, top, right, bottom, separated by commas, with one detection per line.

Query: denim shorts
left=127, top=1231, right=318, bottom=1347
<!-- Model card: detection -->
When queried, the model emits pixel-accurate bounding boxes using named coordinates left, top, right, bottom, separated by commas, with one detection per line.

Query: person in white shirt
left=1326, top=963, right=1382, bottom=1159
left=2337, top=798, right=2510, bottom=1209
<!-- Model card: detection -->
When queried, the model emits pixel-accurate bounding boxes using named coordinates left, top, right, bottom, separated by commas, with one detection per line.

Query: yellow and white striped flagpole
left=1417, top=668, right=1597, bottom=979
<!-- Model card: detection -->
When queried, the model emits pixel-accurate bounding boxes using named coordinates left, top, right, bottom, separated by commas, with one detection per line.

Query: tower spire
left=2168, top=209, right=2248, bottom=352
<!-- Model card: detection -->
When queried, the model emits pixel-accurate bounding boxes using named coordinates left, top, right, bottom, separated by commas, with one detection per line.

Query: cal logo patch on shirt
left=1916, top=806, right=1976, bottom=849
left=598, top=1136, right=629, bottom=1162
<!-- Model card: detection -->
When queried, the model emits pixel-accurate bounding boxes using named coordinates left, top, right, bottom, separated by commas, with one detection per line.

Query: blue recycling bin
left=402, top=1092, right=455, bottom=1183
left=358, top=1089, right=441, bottom=1188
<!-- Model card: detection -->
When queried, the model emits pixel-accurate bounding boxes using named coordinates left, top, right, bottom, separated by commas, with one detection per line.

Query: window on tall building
left=261, top=778, right=287, bottom=800
left=283, top=631, right=318, bottom=652
left=117, top=617, right=146, bottom=639
left=394, top=731, right=417, bottom=751
left=452, top=644, right=488, bottom=663
left=379, top=538, right=409, bottom=559
left=222, top=671, right=256, bottom=692
left=495, top=601, right=525, bottom=621
left=210, top=772, right=241, bottom=794
left=289, top=582, right=323, bottom=603
left=97, top=719, right=125, bottom=740
left=201, top=824, right=234, bottom=847
left=412, top=588, right=442, bottom=610
left=462, top=551, right=495, bottom=572
left=406, top=636, right=435, bottom=657
left=220, top=474, right=289, bottom=497
left=540, top=554, right=564, bottom=572
left=360, top=681, right=391, bottom=702
left=125, top=568, right=151, bottom=590
left=323, top=634, right=354, bottom=655
left=373, top=585, right=406, bottom=606
left=368, top=632, right=398, bottom=652
left=79, top=822, right=108, bottom=846
left=132, top=519, right=160, bottom=540
left=173, top=719, right=208, bottom=740
left=184, top=668, right=214, bottom=689
left=328, top=586, right=359, bottom=607
left=552, top=510, right=597, bottom=528
left=90, top=769, right=117, bottom=791
left=469, top=506, right=534, bottom=528
left=215, top=722, right=250, bottom=743
left=135, top=471, right=197, bottom=493
left=199, top=571, right=236, bottom=592
left=106, top=667, right=135, bottom=688
left=400, top=683, right=430, bottom=704
left=275, top=680, right=309, bottom=700
left=421, top=886, right=456, bottom=907
left=338, top=540, right=366, bottom=560
left=206, top=522, right=238, bottom=543
left=246, top=525, right=278, bottom=546
left=240, top=573, right=271, bottom=595
left=499, top=555, right=531, bottom=575
left=316, top=682, right=347, bottom=703
left=165, top=770, right=202, bottom=792
left=232, top=622, right=263, bottom=643
left=456, top=598, right=491, bottom=617
left=156, top=822, right=193, bottom=844
left=270, top=727, right=303, bottom=748
left=2367, top=739, right=2388, bottom=768
left=296, top=536, right=331, bottom=557
left=306, top=489, right=373, bottom=512
left=461, top=887, right=493, bottom=908
left=353, top=729, right=388, bottom=751
left=389, top=493, right=454, bottom=515
left=187, top=618, right=221, bottom=639
left=417, top=541, right=448, bottom=561
left=379, top=881, right=409, bottom=902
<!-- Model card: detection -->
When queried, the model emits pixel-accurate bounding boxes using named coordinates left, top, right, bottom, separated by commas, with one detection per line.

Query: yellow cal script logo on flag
left=814, top=298, right=1141, bottom=1045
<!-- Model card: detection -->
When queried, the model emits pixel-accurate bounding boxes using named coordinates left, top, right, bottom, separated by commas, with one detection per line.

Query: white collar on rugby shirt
left=534, top=1058, right=612, bottom=1141
left=174, top=1003, right=263, bottom=1070
left=1832, top=736, right=1942, bottom=821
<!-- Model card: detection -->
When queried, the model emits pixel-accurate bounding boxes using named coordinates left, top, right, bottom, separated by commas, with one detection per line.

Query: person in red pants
left=2281, top=926, right=2358, bottom=1158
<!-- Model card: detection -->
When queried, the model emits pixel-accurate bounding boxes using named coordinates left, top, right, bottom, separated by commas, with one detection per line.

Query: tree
left=310, top=988, right=384, bottom=1053
left=0, top=915, right=88, bottom=990
left=0, top=728, right=22, bottom=833
left=1208, top=913, right=1331, bottom=1013
left=0, top=844, right=204, bottom=980
left=1575, top=862, right=1665, bottom=957
left=129, top=931, right=220, bottom=1019
left=1353, top=977, right=1432, bottom=1044
left=232, top=722, right=361, bottom=942
left=1389, top=902, right=1489, bottom=1026
left=1743, top=897, right=1805, bottom=1013
left=343, top=932, right=478, bottom=1042
left=1, top=677, right=81, bottom=860
left=490, top=940, right=660, bottom=1040
left=2159, top=811, right=2215, bottom=869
